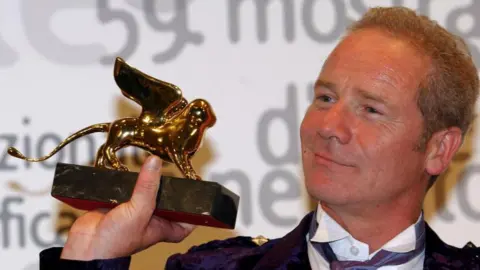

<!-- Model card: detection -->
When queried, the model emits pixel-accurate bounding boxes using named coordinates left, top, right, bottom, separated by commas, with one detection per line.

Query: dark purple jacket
left=39, top=212, right=480, bottom=269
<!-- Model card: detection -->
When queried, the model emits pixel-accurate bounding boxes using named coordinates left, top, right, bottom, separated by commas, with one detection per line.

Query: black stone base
left=51, top=163, right=239, bottom=229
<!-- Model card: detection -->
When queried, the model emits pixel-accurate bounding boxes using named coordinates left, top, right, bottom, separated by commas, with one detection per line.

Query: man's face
left=300, top=28, right=432, bottom=207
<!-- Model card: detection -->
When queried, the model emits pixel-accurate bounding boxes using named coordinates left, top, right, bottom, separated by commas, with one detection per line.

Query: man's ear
left=425, top=127, right=463, bottom=175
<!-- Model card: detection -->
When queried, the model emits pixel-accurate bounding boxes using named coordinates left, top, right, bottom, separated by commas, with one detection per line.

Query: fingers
left=129, top=155, right=163, bottom=218
left=141, top=217, right=196, bottom=247
left=177, top=222, right=196, bottom=231
left=166, top=221, right=196, bottom=242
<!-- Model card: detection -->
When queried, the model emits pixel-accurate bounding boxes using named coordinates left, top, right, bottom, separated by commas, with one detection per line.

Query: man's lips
left=314, top=153, right=355, bottom=167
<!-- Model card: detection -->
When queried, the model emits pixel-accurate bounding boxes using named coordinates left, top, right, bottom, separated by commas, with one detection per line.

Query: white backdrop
left=1, top=0, right=480, bottom=269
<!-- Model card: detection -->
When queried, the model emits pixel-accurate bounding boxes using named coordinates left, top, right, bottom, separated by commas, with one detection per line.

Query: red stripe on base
left=54, top=196, right=231, bottom=229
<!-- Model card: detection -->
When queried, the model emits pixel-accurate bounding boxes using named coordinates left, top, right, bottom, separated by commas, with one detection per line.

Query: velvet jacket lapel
left=252, top=212, right=313, bottom=269
left=167, top=211, right=480, bottom=269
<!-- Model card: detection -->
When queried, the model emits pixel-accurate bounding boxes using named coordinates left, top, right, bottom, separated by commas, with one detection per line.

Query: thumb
left=129, top=155, right=162, bottom=217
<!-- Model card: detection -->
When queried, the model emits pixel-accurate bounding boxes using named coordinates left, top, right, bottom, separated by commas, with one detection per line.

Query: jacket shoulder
left=425, top=224, right=480, bottom=269
left=166, top=235, right=278, bottom=270
left=427, top=242, right=480, bottom=269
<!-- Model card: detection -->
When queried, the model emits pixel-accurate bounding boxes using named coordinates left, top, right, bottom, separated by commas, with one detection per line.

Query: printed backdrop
left=1, top=0, right=480, bottom=269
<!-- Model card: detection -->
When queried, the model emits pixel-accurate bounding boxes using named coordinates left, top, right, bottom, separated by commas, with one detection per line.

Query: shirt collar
left=310, top=204, right=425, bottom=254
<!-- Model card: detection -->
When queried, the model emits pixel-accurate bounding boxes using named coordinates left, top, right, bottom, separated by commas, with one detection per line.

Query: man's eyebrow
left=357, top=88, right=390, bottom=105
left=314, top=79, right=337, bottom=92
left=314, top=79, right=392, bottom=106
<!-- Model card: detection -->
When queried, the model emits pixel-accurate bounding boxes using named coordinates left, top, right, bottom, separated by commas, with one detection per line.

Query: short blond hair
left=348, top=7, right=479, bottom=149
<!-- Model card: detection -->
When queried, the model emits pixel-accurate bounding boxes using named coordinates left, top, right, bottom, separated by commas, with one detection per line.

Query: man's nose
left=317, top=103, right=352, bottom=144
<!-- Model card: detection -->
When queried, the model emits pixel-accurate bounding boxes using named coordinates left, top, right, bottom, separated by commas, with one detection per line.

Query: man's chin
left=304, top=179, right=349, bottom=205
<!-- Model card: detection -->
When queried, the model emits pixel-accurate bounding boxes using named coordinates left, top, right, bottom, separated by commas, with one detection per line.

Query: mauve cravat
left=308, top=211, right=425, bottom=270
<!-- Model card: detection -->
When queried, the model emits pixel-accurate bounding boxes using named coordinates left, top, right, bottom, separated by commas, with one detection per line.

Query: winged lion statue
left=8, top=57, right=216, bottom=180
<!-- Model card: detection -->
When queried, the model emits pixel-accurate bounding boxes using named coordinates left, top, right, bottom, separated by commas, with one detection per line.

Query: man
left=39, top=6, right=480, bottom=269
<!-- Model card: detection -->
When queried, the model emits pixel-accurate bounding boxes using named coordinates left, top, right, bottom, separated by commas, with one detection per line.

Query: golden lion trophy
left=7, top=57, right=239, bottom=229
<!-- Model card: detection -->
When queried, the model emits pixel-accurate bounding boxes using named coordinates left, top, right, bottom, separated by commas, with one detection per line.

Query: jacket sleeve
left=39, top=247, right=131, bottom=270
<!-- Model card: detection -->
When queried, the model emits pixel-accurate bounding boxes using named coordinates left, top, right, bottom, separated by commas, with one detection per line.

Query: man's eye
left=365, top=106, right=380, bottom=114
left=316, top=95, right=333, bottom=103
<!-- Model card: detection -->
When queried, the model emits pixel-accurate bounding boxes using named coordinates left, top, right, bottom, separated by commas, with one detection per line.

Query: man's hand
left=60, top=155, right=195, bottom=260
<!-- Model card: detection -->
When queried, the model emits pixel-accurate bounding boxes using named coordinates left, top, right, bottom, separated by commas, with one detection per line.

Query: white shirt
left=307, top=206, right=425, bottom=269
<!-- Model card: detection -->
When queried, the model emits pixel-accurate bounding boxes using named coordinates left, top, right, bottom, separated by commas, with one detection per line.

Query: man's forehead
left=319, top=31, right=429, bottom=91
left=318, top=57, right=408, bottom=90
left=329, top=29, right=428, bottom=65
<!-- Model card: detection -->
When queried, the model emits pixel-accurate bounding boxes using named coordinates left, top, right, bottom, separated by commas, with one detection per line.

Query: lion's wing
left=113, top=57, right=185, bottom=120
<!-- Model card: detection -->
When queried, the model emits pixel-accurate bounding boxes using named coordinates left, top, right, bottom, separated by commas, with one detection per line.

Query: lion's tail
left=7, top=123, right=111, bottom=162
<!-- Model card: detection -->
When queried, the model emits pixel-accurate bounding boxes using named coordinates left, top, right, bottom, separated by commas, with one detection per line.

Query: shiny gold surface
left=8, top=57, right=216, bottom=180
left=251, top=235, right=269, bottom=246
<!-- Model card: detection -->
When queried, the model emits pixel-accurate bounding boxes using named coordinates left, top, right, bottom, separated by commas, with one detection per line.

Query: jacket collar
left=253, top=212, right=313, bottom=269
left=423, top=221, right=480, bottom=269
left=253, top=211, right=480, bottom=269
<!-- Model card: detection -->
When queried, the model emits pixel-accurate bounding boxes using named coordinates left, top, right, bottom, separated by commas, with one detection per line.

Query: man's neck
left=319, top=191, right=425, bottom=253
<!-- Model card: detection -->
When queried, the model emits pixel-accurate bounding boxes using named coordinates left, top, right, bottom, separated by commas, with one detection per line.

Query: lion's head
left=187, top=99, right=217, bottom=128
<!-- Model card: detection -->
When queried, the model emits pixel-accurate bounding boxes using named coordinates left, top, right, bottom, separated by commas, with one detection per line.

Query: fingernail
left=145, top=156, right=162, bottom=172
left=177, top=222, right=196, bottom=231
